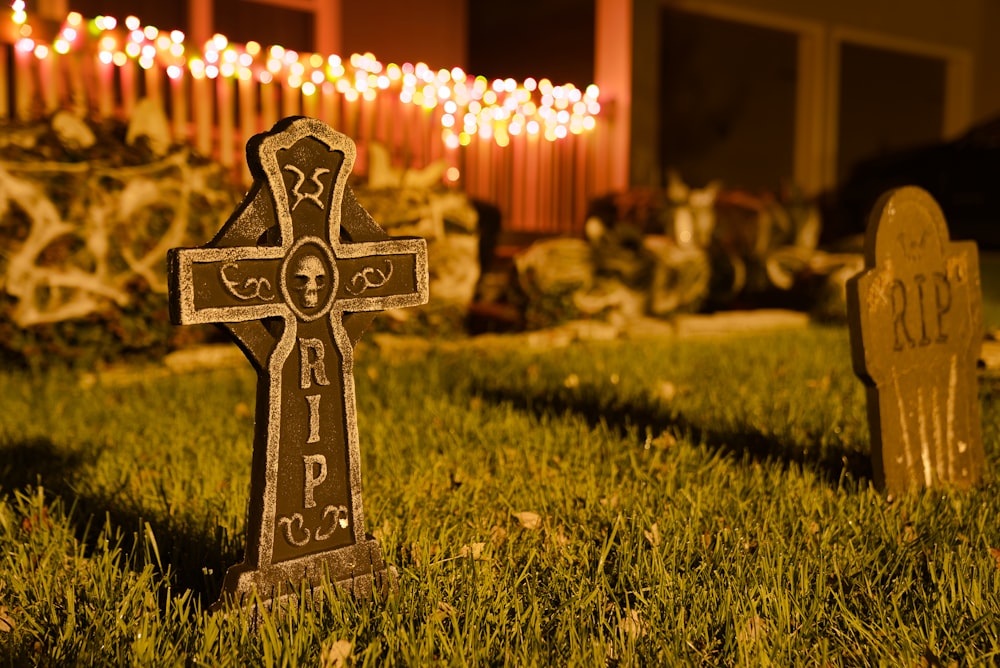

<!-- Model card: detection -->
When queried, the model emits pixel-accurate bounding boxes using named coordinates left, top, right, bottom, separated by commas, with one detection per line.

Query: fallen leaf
left=737, top=615, right=767, bottom=646
left=989, top=547, right=1000, bottom=569
left=431, top=601, right=457, bottom=623
left=655, top=381, right=676, bottom=402
left=620, top=609, right=647, bottom=639
left=564, top=374, right=580, bottom=389
left=490, top=525, right=508, bottom=545
left=320, top=639, right=352, bottom=668
left=643, top=523, right=661, bottom=547
left=0, top=607, right=14, bottom=633
left=459, top=542, right=486, bottom=560
left=514, top=511, right=542, bottom=530
left=234, top=401, right=251, bottom=419
left=806, top=376, right=831, bottom=389
left=21, top=507, right=51, bottom=533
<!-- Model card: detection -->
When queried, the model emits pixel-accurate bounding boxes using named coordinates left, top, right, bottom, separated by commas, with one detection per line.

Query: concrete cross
left=168, top=116, right=428, bottom=609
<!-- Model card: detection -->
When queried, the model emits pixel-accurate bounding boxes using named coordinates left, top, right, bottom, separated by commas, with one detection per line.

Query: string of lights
left=7, top=1, right=602, bottom=148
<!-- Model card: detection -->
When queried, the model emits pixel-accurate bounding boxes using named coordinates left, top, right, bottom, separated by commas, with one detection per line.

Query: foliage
left=0, top=323, right=999, bottom=665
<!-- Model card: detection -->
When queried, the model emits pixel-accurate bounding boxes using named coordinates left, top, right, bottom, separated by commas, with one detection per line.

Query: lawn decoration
left=847, top=186, right=984, bottom=493
left=168, top=116, right=428, bottom=609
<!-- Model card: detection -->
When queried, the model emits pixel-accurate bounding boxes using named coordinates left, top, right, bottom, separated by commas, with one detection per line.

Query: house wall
left=627, top=0, right=999, bottom=190
left=341, top=0, right=468, bottom=71
left=976, top=0, right=1000, bottom=123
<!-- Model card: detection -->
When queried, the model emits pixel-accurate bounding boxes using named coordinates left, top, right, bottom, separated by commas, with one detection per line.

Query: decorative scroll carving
left=219, top=262, right=275, bottom=301
left=345, top=260, right=393, bottom=295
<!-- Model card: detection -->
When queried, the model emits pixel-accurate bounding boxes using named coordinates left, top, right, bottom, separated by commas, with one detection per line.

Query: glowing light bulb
left=125, top=16, right=140, bottom=31
left=67, top=11, right=82, bottom=26
left=54, top=39, right=70, bottom=54
left=171, top=30, right=185, bottom=44
left=144, top=25, right=158, bottom=40
left=246, top=40, right=260, bottom=56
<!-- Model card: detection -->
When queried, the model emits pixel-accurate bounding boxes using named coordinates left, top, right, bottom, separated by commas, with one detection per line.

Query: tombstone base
left=209, top=537, right=397, bottom=613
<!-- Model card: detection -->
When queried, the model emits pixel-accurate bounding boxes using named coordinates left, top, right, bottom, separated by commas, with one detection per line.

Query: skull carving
left=293, top=255, right=326, bottom=308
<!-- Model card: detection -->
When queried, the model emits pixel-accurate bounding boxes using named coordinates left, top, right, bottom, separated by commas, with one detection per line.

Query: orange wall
left=341, top=0, right=468, bottom=70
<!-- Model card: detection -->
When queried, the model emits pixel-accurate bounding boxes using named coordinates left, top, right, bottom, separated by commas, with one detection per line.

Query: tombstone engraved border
left=167, top=116, right=429, bottom=609
left=847, top=186, right=984, bottom=494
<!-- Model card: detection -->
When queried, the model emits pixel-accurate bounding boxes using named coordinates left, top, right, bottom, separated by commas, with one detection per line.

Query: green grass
left=1, top=322, right=998, bottom=666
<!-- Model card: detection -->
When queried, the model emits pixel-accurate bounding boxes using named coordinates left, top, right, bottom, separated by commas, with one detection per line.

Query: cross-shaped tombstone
left=167, top=117, right=428, bottom=609
left=847, top=186, right=984, bottom=494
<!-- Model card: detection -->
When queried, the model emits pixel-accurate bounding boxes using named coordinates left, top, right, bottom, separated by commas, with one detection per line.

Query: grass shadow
left=0, top=435, right=233, bottom=606
left=468, top=384, right=873, bottom=488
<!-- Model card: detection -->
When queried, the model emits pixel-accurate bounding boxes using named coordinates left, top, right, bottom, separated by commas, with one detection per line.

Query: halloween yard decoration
left=168, top=117, right=428, bottom=609
left=847, top=186, right=984, bottom=494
